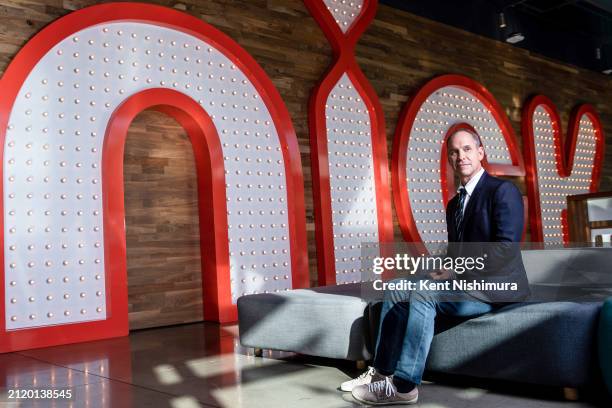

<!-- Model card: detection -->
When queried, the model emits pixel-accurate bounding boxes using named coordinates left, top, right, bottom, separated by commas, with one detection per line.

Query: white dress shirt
left=457, top=167, right=485, bottom=215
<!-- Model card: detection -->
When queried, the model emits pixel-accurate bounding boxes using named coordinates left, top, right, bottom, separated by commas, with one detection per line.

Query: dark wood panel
left=124, top=111, right=203, bottom=330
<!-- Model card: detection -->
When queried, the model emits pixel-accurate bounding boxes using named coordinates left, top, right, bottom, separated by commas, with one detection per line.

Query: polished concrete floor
left=0, top=322, right=609, bottom=407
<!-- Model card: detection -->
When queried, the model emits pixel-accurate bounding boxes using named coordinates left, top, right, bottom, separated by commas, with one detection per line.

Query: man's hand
left=430, top=268, right=453, bottom=280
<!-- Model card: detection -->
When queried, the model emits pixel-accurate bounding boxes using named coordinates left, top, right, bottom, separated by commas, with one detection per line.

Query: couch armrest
left=599, top=297, right=612, bottom=396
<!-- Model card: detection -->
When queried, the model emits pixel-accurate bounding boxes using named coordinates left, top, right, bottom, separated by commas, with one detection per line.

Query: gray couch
left=238, top=248, right=612, bottom=389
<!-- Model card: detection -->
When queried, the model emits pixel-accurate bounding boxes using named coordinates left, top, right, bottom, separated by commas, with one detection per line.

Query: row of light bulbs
left=419, top=229, right=446, bottom=234
left=333, top=220, right=376, bottom=227
left=415, top=118, right=449, bottom=126
left=335, top=244, right=370, bottom=250
left=538, top=184, right=593, bottom=190
left=7, top=209, right=99, bottom=216
left=232, top=288, right=290, bottom=298
left=541, top=200, right=572, bottom=205
left=328, top=140, right=371, bottom=147
left=228, top=223, right=287, bottom=229
left=327, top=129, right=369, bottom=136
left=332, top=209, right=376, bottom=215
left=334, top=185, right=374, bottom=191
left=9, top=308, right=104, bottom=322
left=540, top=170, right=592, bottom=176
left=8, top=276, right=102, bottom=286
left=415, top=219, right=446, bottom=226
left=328, top=105, right=370, bottom=118
left=538, top=180, right=593, bottom=186
left=336, top=269, right=367, bottom=274
left=409, top=178, right=442, bottom=183
left=8, top=292, right=102, bottom=301
left=536, top=160, right=593, bottom=168
left=7, top=244, right=101, bottom=252
left=230, top=263, right=290, bottom=270
left=231, top=275, right=290, bottom=283
left=408, top=168, right=440, bottom=173
left=437, top=92, right=480, bottom=103
left=413, top=209, right=445, bottom=214
left=333, top=175, right=374, bottom=181
left=8, top=257, right=101, bottom=267
left=330, top=196, right=375, bottom=202
left=411, top=188, right=443, bottom=194
left=412, top=199, right=444, bottom=204
left=228, top=235, right=288, bottom=242
left=335, top=258, right=370, bottom=264
left=428, top=102, right=494, bottom=117
left=229, top=249, right=289, bottom=256
left=332, top=152, right=373, bottom=158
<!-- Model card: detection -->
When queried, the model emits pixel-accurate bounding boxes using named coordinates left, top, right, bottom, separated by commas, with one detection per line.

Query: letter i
left=305, top=0, right=393, bottom=285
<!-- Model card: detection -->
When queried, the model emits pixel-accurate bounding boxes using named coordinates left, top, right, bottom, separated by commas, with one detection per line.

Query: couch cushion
left=522, top=248, right=612, bottom=287
left=424, top=302, right=601, bottom=386
left=237, top=283, right=372, bottom=360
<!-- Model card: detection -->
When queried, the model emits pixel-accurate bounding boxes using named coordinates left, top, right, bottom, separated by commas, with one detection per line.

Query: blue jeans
left=373, top=282, right=494, bottom=384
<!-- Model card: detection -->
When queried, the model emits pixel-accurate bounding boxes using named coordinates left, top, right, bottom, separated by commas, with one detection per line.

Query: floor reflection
left=0, top=322, right=607, bottom=407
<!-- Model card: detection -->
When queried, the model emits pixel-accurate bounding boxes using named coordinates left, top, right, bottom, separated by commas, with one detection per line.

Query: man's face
left=447, top=130, right=484, bottom=182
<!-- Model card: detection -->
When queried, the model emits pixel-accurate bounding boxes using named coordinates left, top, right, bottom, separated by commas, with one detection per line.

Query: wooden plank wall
left=124, top=111, right=203, bottom=329
left=0, top=0, right=611, bottom=329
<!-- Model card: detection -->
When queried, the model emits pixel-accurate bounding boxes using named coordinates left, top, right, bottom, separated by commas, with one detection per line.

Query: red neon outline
left=0, top=3, right=308, bottom=353
left=305, top=0, right=393, bottom=285
left=522, top=95, right=605, bottom=243
left=392, top=74, right=525, bottom=245
left=104, top=89, right=231, bottom=324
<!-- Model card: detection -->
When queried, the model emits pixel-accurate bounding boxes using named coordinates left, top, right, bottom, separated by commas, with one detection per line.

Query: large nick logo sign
left=0, top=1, right=605, bottom=353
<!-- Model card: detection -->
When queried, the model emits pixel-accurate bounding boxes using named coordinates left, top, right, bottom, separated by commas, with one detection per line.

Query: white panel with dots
left=4, top=22, right=292, bottom=330
left=325, top=74, right=378, bottom=284
left=405, top=86, right=513, bottom=244
left=322, top=0, right=364, bottom=33
left=532, top=106, right=597, bottom=244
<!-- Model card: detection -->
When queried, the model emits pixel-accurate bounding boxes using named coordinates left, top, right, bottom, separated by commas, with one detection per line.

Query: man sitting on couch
left=343, top=128, right=530, bottom=405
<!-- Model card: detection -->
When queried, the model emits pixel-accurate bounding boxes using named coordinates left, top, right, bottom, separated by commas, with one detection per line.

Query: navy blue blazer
left=445, top=171, right=530, bottom=302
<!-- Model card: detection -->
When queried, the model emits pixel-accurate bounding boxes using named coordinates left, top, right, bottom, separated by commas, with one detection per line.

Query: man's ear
left=478, top=146, right=485, bottom=160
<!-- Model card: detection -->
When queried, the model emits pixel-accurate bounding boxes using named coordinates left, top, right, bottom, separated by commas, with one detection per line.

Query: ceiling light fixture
left=498, top=12, right=507, bottom=28
left=506, top=32, right=525, bottom=44
left=499, top=7, right=524, bottom=45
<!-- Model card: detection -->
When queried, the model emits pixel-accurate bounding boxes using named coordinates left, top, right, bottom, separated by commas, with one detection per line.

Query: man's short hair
left=447, top=128, right=483, bottom=148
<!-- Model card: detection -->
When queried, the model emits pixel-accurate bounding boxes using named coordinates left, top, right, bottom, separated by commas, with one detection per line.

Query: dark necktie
left=454, top=187, right=467, bottom=242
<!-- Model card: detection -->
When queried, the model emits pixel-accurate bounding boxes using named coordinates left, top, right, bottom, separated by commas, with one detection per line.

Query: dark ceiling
left=380, top=0, right=612, bottom=74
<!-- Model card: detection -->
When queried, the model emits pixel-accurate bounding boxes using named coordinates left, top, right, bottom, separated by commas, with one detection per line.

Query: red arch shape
left=522, top=95, right=605, bottom=243
left=392, top=74, right=525, bottom=246
left=0, top=3, right=308, bottom=352
left=104, top=88, right=231, bottom=328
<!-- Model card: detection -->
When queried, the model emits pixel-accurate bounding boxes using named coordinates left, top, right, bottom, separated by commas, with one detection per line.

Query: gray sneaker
left=340, top=366, right=386, bottom=392
left=351, top=376, right=418, bottom=405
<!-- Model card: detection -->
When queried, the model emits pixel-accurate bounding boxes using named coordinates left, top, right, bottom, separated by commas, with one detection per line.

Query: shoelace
left=367, top=376, right=395, bottom=398
left=357, top=366, right=376, bottom=380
